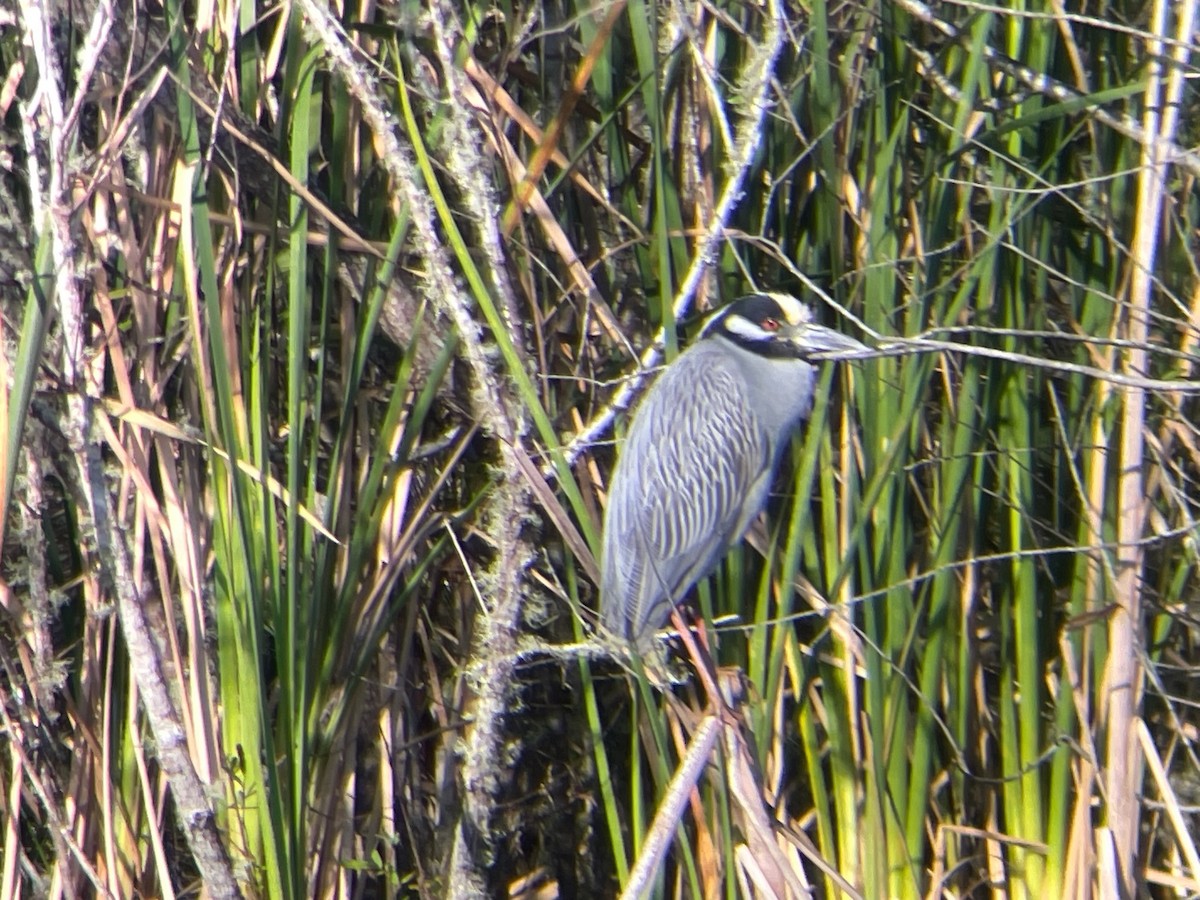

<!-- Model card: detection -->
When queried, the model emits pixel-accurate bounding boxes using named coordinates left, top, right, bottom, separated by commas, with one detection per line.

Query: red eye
left=761, top=317, right=781, bottom=331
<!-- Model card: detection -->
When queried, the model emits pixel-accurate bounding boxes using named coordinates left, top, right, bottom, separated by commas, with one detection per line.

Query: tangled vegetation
left=2, top=0, right=1198, bottom=897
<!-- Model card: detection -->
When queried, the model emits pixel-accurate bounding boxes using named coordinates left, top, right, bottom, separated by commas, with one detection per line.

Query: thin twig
left=895, top=0, right=1200, bottom=178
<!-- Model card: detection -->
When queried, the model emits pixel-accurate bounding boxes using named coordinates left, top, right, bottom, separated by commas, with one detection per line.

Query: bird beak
left=788, top=323, right=870, bottom=361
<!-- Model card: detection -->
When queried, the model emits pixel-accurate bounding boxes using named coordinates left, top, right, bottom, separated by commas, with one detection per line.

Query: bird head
left=701, top=292, right=868, bottom=361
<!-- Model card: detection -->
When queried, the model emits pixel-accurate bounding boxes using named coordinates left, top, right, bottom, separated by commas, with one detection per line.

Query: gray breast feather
left=600, top=346, right=771, bottom=645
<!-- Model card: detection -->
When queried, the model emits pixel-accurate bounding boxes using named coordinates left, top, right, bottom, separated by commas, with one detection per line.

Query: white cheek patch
left=722, top=314, right=771, bottom=342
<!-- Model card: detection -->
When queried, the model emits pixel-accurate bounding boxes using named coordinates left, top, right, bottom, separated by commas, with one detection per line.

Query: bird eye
left=761, top=317, right=781, bottom=331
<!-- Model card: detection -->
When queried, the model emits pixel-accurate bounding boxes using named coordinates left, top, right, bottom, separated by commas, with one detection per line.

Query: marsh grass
left=3, top=0, right=1199, bottom=897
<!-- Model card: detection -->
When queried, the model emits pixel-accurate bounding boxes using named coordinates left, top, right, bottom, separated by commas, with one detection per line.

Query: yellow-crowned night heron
left=600, top=292, right=866, bottom=649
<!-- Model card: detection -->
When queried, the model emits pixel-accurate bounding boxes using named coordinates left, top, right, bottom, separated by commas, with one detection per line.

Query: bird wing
left=600, top=351, right=771, bottom=645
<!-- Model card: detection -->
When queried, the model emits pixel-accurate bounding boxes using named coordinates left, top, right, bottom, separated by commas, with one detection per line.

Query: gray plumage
left=599, top=293, right=866, bottom=649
